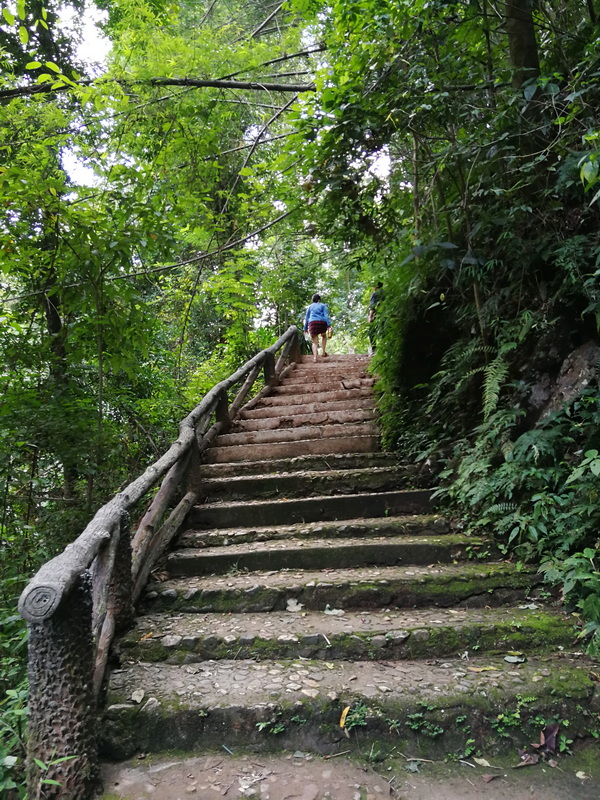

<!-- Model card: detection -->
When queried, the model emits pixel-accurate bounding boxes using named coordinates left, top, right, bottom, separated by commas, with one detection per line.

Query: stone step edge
left=198, top=452, right=398, bottom=477
left=178, top=514, right=449, bottom=544
left=203, top=435, right=380, bottom=463
left=239, top=399, right=377, bottom=420
left=143, top=562, right=540, bottom=614
left=197, top=465, right=410, bottom=488
left=101, top=653, right=597, bottom=761
left=214, top=422, right=379, bottom=448
left=191, top=488, right=431, bottom=514
left=231, top=410, right=377, bottom=432
left=119, top=607, right=575, bottom=664
left=166, top=534, right=490, bottom=577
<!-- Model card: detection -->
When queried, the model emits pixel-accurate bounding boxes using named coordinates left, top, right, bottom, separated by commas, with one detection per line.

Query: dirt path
left=101, top=748, right=600, bottom=800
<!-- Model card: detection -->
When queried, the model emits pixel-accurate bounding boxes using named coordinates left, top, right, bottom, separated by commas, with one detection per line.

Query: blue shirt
left=304, top=302, right=331, bottom=331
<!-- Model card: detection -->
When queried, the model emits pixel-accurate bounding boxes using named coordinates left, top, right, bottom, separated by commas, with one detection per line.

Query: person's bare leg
left=311, top=334, right=319, bottom=362
left=321, top=333, right=328, bottom=357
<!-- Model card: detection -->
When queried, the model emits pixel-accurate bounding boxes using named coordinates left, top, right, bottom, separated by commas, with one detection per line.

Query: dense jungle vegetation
left=1, top=0, right=600, bottom=791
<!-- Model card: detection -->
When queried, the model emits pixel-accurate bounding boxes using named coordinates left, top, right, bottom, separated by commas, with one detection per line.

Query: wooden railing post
left=264, top=351, right=276, bottom=386
left=111, top=511, right=134, bottom=633
left=27, top=572, right=98, bottom=799
left=215, top=387, right=230, bottom=427
left=290, top=329, right=301, bottom=363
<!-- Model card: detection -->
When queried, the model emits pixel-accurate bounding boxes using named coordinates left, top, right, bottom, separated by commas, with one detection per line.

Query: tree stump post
left=26, top=572, right=98, bottom=800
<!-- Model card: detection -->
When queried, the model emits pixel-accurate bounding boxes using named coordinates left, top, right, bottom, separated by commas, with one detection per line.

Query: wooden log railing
left=17, top=325, right=301, bottom=799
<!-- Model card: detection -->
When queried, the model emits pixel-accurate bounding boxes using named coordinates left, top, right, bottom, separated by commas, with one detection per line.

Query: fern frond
left=483, top=356, right=509, bottom=421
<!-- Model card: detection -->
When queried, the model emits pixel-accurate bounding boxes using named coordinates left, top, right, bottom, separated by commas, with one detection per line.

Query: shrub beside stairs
left=102, top=355, right=599, bottom=762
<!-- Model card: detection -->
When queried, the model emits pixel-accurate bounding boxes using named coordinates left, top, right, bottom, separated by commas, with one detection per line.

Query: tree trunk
left=505, top=0, right=540, bottom=89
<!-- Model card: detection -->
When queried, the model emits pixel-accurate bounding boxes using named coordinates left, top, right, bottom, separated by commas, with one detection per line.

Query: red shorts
left=308, top=320, right=328, bottom=336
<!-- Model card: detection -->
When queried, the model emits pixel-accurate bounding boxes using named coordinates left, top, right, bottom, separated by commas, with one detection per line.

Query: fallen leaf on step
left=468, top=666, right=500, bottom=673
left=504, top=655, right=526, bottom=664
left=286, top=599, right=304, bottom=613
left=324, top=604, right=345, bottom=616
left=339, top=706, right=351, bottom=728
left=576, top=771, right=590, bottom=780
left=482, top=774, right=499, bottom=783
left=473, top=757, right=491, bottom=767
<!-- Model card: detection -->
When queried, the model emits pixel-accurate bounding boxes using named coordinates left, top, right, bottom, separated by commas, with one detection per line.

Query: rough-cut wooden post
left=27, top=572, right=98, bottom=799
left=112, top=511, right=133, bottom=632
left=263, top=351, right=276, bottom=386
left=215, top=387, right=230, bottom=427
left=290, top=329, right=301, bottom=363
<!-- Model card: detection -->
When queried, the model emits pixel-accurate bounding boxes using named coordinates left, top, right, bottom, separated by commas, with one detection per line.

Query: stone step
left=271, top=379, right=375, bottom=396
left=196, top=467, right=410, bottom=502
left=166, top=534, right=485, bottom=577
left=142, top=562, right=539, bottom=614
left=256, top=388, right=374, bottom=407
left=203, top=435, right=379, bottom=463
left=282, top=369, right=370, bottom=384
left=298, top=354, right=370, bottom=363
left=178, top=514, right=449, bottom=549
left=118, top=605, right=576, bottom=664
left=102, top=652, right=597, bottom=761
left=213, top=422, right=379, bottom=448
left=239, top=397, right=375, bottom=420
left=232, top=408, right=376, bottom=433
left=187, top=490, right=431, bottom=529
left=198, top=452, right=399, bottom=478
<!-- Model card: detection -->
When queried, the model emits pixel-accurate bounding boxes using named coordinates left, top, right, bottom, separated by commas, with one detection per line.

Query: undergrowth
left=430, top=388, right=600, bottom=655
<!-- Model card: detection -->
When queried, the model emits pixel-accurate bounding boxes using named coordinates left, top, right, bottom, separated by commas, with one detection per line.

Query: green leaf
left=18, top=25, right=28, bottom=44
left=44, top=61, right=61, bottom=73
left=2, top=7, right=15, bottom=25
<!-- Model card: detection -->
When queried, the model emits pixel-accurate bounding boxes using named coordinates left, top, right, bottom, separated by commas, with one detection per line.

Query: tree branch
left=3, top=208, right=299, bottom=301
left=250, top=3, right=284, bottom=38
left=0, top=76, right=315, bottom=102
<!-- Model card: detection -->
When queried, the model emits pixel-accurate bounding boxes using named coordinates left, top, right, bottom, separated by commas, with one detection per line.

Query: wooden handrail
left=18, top=325, right=301, bottom=800
left=18, top=325, right=299, bottom=623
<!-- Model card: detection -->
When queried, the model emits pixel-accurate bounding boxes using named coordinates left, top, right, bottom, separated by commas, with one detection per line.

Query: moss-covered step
left=166, top=534, right=488, bottom=577
left=118, top=606, right=577, bottom=664
left=187, top=490, right=431, bottom=530
left=142, top=562, right=540, bottom=614
left=101, top=653, right=600, bottom=761
left=177, top=515, right=449, bottom=549
left=204, top=434, right=379, bottom=463
left=198, top=452, right=400, bottom=478
left=213, top=422, right=379, bottom=448
left=195, top=467, right=410, bottom=503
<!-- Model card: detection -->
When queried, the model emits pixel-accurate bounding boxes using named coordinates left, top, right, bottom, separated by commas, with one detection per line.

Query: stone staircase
left=102, top=355, right=598, bottom=762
